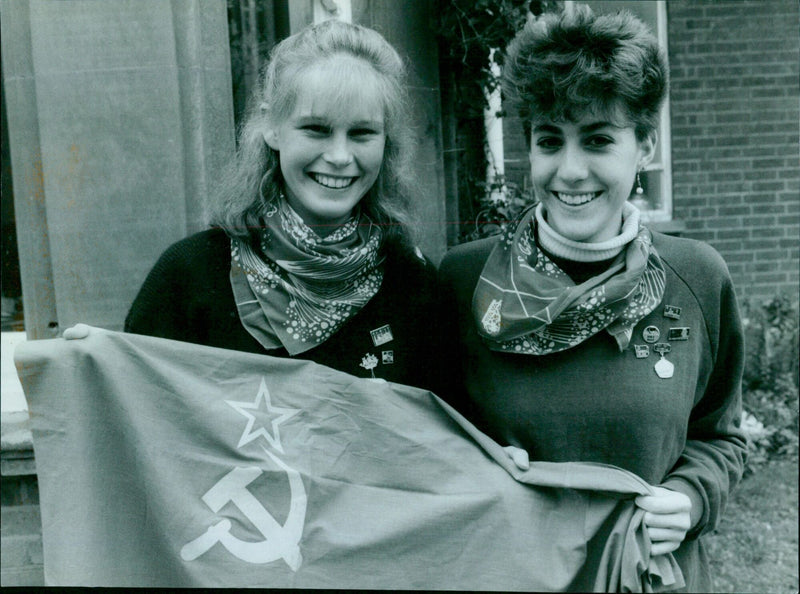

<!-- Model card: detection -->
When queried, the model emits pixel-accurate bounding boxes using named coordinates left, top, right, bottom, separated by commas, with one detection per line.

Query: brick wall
left=667, top=0, right=799, bottom=301
left=502, top=1, right=799, bottom=302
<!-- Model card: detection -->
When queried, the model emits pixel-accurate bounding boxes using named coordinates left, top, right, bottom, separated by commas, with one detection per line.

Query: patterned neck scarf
left=230, top=199, right=384, bottom=355
left=472, top=204, right=665, bottom=355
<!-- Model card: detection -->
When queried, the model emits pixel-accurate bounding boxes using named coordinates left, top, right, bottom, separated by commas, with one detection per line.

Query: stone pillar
left=357, top=1, right=447, bottom=263
left=1, top=0, right=235, bottom=338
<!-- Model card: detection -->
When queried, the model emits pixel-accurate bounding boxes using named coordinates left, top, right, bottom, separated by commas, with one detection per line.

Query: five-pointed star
left=226, top=377, right=300, bottom=453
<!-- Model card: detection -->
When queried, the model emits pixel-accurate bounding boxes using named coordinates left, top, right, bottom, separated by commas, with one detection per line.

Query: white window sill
left=649, top=219, right=687, bottom=236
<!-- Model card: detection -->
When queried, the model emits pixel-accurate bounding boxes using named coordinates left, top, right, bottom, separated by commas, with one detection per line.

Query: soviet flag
left=15, top=327, right=683, bottom=590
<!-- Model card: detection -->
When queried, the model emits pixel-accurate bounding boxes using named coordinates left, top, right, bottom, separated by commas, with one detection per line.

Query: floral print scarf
left=473, top=205, right=665, bottom=355
left=230, top=199, right=383, bottom=355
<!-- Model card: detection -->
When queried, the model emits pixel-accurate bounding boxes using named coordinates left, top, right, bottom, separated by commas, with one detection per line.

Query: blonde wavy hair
left=206, top=19, right=417, bottom=248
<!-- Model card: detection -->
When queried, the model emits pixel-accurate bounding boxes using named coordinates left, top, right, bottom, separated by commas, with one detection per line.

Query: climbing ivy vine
left=437, top=0, right=562, bottom=241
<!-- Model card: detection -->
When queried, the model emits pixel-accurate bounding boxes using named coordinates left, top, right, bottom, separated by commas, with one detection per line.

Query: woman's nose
left=323, top=133, right=354, bottom=167
left=557, top=143, right=588, bottom=182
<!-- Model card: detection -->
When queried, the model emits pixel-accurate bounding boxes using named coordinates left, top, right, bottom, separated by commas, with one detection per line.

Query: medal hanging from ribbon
left=653, top=343, right=674, bottom=379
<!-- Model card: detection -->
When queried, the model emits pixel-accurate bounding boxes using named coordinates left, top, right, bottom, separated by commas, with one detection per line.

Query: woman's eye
left=586, top=135, right=613, bottom=148
left=302, top=125, right=329, bottom=135
left=535, top=137, right=562, bottom=150
left=350, top=128, right=378, bottom=138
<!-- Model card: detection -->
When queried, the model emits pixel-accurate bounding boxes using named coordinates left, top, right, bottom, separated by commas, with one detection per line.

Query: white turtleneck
left=535, top=202, right=641, bottom=263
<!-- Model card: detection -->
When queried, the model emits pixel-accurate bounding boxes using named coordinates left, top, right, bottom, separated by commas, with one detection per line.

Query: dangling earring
left=635, top=171, right=644, bottom=195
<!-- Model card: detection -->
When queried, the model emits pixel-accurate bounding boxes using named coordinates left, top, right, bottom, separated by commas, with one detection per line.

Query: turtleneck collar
left=535, top=201, right=641, bottom=263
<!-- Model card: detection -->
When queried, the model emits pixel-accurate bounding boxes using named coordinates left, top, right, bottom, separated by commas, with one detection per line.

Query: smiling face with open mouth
left=263, top=58, right=386, bottom=235
left=529, top=110, right=655, bottom=243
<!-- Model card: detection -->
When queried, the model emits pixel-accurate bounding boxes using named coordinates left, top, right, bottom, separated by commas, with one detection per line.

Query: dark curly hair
left=503, top=3, right=668, bottom=143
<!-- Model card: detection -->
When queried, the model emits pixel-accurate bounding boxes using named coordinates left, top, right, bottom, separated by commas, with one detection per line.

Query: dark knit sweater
left=439, top=231, right=746, bottom=592
left=125, top=228, right=442, bottom=393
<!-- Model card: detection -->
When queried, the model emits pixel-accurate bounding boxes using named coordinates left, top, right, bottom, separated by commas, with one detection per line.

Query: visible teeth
left=555, top=191, right=599, bottom=205
left=311, top=173, right=356, bottom=189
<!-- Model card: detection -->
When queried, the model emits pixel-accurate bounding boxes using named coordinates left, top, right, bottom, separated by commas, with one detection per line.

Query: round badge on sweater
left=642, top=325, right=660, bottom=343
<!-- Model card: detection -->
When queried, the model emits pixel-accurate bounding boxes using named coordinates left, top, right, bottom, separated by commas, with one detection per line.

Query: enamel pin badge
left=370, top=324, right=393, bottom=347
left=668, top=327, right=690, bottom=341
left=642, top=326, right=660, bottom=343
left=653, top=343, right=674, bottom=379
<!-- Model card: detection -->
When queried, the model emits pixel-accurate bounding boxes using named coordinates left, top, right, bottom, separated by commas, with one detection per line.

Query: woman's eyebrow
left=350, top=119, right=384, bottom=128
left=294, top=115, right=327, bottom=125
left=532, top=123, right=562, bottom=134
left=294, top=116, right=383, bottom=128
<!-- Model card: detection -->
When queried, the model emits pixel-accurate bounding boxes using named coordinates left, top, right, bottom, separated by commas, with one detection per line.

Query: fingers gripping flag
left=15, top=328, right=683, bottom=590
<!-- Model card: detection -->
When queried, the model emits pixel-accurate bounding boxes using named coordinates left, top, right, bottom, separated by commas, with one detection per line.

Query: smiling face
left=263, top=57, right=386, bottom=234
left=529, top=109, right=656, bottom=243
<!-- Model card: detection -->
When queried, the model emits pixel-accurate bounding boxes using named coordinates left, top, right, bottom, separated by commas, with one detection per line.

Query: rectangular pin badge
left=663, top=305, right=682, bottom=320
left=668, top=327, right=690, bottom=341
left=634, top=344, right=650, bottom=359
left=370, top=324, right=393, bottom=347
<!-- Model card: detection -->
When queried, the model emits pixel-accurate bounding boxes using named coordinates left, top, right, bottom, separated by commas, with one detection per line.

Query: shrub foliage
left=740, top=296, right=799, bottom=466
left=437, top=0, right=561, bottom=241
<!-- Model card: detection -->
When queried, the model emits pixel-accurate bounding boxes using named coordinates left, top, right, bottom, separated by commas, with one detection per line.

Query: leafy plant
left=742, top=375, right=799, bottom=467
left=739, top=296, right=799, bottom=469
left=742, top=295, right=799, bottom=391
left=462, top=180, right=535, bottom=241
left=437, top=0, right=562, bottom=242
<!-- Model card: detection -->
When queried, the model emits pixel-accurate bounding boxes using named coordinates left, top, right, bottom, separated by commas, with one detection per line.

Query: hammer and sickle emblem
left=180, top=448, right=307, bottom=571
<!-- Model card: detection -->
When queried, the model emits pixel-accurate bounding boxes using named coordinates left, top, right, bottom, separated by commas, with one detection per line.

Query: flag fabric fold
left=15, top=327, right=683, bottom=590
